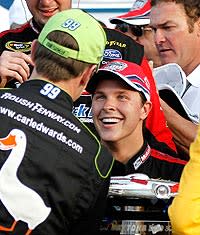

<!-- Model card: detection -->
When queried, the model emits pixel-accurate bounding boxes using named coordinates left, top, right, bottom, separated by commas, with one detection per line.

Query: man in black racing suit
left=87, top=59, right=187, bottom=182
left=111, top=139, right=186, bottom=182
left=86, top=59, right=187, bottom=235
left=0, top=9, right=114, bottom=235
left=0, top=14, right=179, bottom=161
left=0, top=19, right=38, bottom=88
left=0, top=0, right=72, bottom=88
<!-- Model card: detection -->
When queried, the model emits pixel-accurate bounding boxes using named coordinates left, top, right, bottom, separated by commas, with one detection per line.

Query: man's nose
left=103, top=98, right=116, bottom=111
left=154, top=29, right=166, bottom=45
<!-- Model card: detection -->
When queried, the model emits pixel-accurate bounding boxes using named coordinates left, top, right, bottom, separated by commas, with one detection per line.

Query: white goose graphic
left=0, top=129, right=51, bottom=235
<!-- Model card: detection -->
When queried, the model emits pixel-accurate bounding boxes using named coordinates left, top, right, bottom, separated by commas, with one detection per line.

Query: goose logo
left=103, top=49, right=122, bottom=60
left=0, top=129, right=51, bottom=234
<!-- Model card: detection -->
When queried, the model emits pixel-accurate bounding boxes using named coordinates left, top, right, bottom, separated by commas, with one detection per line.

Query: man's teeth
left=102, top=118, right=120, bottom=124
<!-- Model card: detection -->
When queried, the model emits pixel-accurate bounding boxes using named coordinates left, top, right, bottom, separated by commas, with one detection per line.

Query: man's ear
left=197, top=18, right=200, bottom=37
left=80, top=65, right=97, bottom=87
left=30, top=39, right=37, bottom=63
left=141, top=101, right=152, bottom=120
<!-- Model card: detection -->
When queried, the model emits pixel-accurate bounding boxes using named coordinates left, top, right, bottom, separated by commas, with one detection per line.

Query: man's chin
left=160, top=52, right=177, bottom=65
left=101, top=135, right=119, bottom=143
left=36, top=16, right=52, bottom=29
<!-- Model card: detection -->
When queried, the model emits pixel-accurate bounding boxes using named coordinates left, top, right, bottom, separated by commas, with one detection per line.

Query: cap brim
left=86, top=70, right=121, bottom=94
left=110, top=17, right=150, bottom=26
left=86, top=69, right=150, bottom=101
left=158, top=84, right=198, bottom=123
left=153, top=63, right=186, bottom=97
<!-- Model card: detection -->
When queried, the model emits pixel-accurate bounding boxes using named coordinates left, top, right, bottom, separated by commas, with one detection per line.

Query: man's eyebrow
left=150, top=20, right=175, bottom=28
left=93, top=90, right=104, bottom=94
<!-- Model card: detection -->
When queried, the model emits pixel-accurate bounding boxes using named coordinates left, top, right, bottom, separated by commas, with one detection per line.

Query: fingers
left=148, top=60, right=154, bottom=70
left=0, top=51, right=34, bottom=85
left=0, top=76, right=8, bottom=88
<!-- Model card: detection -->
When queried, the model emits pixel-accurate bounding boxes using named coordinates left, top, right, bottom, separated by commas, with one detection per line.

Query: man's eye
left=94, top=94, right=105, bottom=100
left=118, top=95, right=127, bottom=100
left=163, top=25, right=174, bottom=30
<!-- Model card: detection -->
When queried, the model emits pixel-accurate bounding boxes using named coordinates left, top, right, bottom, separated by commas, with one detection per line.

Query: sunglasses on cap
left=116, top=23, right=152, bottom=37
left=130, top=25, right=146, bottom=37
left=130, top=25, right=154, bottom=37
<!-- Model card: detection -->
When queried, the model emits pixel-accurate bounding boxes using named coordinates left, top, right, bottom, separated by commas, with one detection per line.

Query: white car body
left=109, top=173, right=179, bottom=199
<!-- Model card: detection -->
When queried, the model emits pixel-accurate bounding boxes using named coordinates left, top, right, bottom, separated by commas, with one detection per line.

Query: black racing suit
left=0, top=18, right=39, bottom=88
left=111, top=140, right=186, bottom=182
left=103, top=140, right=186, bottom=232
left=0, top=79, right=114, bottom=235
left=0, top=22, right=179, bottom=161
left=0, top=18, right=39, bottom=55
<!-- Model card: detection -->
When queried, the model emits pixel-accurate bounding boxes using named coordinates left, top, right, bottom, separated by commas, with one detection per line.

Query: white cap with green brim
left=38, top=9, right=106, bottom=64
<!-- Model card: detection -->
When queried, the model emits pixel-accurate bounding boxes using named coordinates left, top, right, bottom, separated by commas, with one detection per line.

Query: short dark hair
left=33, top=31, right=91, bottom=82
left=151, top=0, right=200, bottom=32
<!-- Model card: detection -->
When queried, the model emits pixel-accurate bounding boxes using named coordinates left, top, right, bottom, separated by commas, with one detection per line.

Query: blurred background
left=0, top=0, right=134, bottom=32
left=72, top=0, right=134, bottom=28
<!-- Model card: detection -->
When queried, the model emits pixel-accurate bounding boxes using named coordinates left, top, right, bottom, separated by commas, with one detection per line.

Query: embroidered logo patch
left=103, top=49, right=122, bottom=60
left=133, top=144, right=151, bottom=170
left=104, top=61, right=128, bottom=72
left=5, top=41, right=32, bottom=53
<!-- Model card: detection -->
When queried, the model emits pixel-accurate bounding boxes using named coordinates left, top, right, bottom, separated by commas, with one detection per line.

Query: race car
left=108, top=173, right=179, bottom=199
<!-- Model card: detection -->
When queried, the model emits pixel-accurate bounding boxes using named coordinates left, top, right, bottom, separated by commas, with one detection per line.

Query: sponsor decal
left=73, top=95, right=93, bottom=123
left=0, top=106, right=83, bottom=154
left=106, top=40, right=126, bottom=48
left=131, top=0, right=148, bottom=10
left=101, top=219, right=171, bottom=234
left=121, top=221, right=170, bottom=234
left=133, top=144, right=151, bottom=170
left=73, top=104, right=93, bottom=123
left=103, top=49, right=122, bottom=60
left=5, top=41, right=32, bottom=52
left=104, top=61, right=128, bottom=72
left=0, top=92, right=81, bottom=134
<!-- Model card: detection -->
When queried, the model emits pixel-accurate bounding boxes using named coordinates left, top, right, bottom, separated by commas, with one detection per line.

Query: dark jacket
left=111, top=140, right=186, bottom=182
left=0, top=19, right=39, bottom=88
left=0, top=79, right=114, bottom=235
left=0, top=19, right=39, bottom=55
